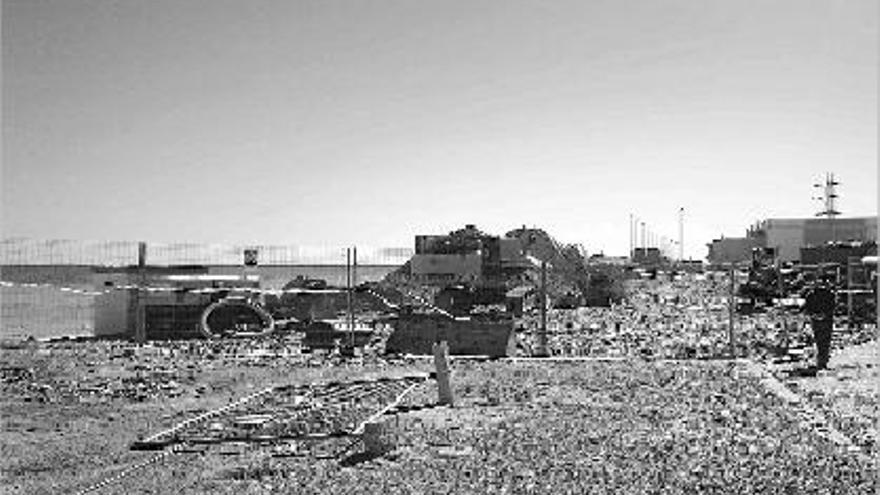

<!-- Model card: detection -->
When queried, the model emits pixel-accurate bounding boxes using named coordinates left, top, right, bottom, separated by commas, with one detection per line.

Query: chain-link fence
left=1, top=238, right=412, bottom=266
left=0, top=238, right=413, bottom=340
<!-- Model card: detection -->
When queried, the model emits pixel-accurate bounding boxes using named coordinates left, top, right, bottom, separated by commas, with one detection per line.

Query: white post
left=433, top=341, right=454, bottom=406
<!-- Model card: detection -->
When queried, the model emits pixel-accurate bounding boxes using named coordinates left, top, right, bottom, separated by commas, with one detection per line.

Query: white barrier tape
left=352, top=380, right=422, bottom=436
left=141, top=386, right=277, bottom=444
left=0, top=279, right=413, bottom=306
left=73, top=448, right=176, bottom=495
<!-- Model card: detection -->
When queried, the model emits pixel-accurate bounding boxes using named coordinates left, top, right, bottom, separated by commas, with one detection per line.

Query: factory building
left=631, top=247, right=665, bottom=266
left=748, top=217, right=877, bottom=263
left=410, top=253, right=483, bottom=284
left=410, top=225, right=530, bottom=285
left=706, top=237, right=760, bottom=265
left=706, top=216, right=876, bottom=264
left=799, top=241, right=877, bottom=266
left=92, top=267, right=266, bottom=340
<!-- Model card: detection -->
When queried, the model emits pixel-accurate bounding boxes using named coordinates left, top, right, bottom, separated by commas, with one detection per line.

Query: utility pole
left=537, top=260, right=548, bottom=357
left=629, top=214, right=634, bottom=260
left=847, top=256, right=856, bottom=329
left=351, top=247, right=358, bottom=347
left=346, top=247, right=353, bottom=348
left=134, top=242, right=147, bottom=343
left=776, top=248, right=784, bottom=297
left=641, top=222, right=646, bottom=252
left=678, top=207, right=684, bottom=262
left=728, top=264, right=736, bottom=358
left=352, top=246, right=357, bottom=346
left=776, top=248, right=788, bottom=352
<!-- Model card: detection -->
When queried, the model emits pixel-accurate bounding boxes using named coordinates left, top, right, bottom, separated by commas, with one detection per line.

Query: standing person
left=803, top=283, right=835, bottom=370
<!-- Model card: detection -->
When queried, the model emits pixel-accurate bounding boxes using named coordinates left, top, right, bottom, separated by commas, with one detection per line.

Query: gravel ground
left=24, top=357, right=871, bottom=495
left=0, top=341, right=432, bottom=495
left=772, top=339, right=880, bottom=458
left=3, top=270, right=876, bottom=494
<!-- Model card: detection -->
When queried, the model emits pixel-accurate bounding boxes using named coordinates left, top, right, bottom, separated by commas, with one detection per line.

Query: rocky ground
left=0, top=340, right=431, bottom=494
left=768, top=339, right=879, bottom=459
left=2, top=338, right=877, bottom=494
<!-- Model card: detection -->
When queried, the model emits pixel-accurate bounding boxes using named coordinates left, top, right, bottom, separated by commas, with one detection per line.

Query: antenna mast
left=814, top=172, right=841, bottom=218
left=813, top=173, right=841, bottom=243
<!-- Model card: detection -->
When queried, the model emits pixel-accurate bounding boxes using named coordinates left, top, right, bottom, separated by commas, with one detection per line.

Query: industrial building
left=750, top=217, right=877, bottom=262
left=706, top=174, right=877, bottom=264
left=799, top=241, right=877, bottom=266
left=411, top=225, right=531, bottom=285
left=410, top=253, right=483, bottom=284
left=631, top=247, right=665, bottom=266
left=707, top=217, right=877, bottom=264
left=706, top=237, right=760, bottom=265
left=93, top=267, right=268, bottom=340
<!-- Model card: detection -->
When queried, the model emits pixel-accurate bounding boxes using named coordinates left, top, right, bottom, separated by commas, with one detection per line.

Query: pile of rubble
left=516, top=272, right=876, bottom=361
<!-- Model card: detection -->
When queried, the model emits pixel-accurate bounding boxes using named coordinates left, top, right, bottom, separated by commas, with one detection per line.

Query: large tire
left=200, top=298, right=274, bottom=338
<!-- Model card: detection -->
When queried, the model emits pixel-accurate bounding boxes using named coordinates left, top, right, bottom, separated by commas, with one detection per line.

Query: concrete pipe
left=200, top=298, right=275, bottom=338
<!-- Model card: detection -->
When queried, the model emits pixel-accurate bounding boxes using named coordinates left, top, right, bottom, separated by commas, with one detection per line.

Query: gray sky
left=2, top=0, right=877, bottom=258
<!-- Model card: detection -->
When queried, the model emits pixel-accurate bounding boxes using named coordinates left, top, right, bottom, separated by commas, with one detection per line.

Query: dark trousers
left=812, top=318, right=832, bottom=369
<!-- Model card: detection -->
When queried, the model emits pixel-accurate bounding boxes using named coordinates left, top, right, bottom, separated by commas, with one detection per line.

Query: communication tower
left=813, top=172, right=841, bottom=218
left=813, top=173, right=841, bottom=243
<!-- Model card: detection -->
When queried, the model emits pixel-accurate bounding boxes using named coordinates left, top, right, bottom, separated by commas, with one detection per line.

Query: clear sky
left=2, top=0, right=877, bottom=259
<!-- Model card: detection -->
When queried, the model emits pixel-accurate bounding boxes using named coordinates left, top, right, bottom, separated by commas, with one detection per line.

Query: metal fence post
left=728, top=265, right=735, bottom=358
